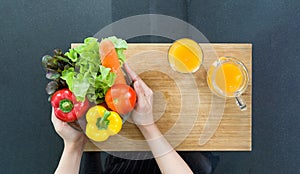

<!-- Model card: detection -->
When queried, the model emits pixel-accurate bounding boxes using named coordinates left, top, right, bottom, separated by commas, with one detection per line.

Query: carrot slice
left=99, top=40, right=126, bottom=84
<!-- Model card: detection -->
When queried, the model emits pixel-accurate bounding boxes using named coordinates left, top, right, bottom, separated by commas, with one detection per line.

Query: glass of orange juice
left=207, top=57, right=249, bottom=111
left=168, top=38, right=203, bottom=73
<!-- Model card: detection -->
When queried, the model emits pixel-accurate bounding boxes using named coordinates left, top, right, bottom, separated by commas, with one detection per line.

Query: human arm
left=51, top=109, right=86, bottom=174
left=138, top=123, right=193, bottom=174
left=124, top=64, right=193, bottom=174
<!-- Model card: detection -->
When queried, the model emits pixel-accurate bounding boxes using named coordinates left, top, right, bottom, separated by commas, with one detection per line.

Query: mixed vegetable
left=42, top=36, right=136, bottom=141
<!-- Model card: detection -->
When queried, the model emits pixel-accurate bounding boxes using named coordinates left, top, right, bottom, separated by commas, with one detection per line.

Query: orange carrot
left=99, top=40, right=126, bottom=85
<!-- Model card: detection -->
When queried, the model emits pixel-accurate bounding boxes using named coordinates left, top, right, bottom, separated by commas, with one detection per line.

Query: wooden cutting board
left=71, top=43, right=252, bottom=151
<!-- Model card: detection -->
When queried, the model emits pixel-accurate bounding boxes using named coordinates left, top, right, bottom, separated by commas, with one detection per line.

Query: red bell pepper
left=51, top=89, right=89, bottom=122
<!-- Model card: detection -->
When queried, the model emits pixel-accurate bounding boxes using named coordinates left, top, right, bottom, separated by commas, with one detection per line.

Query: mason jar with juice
left=207, top=57, right=249, bottom=111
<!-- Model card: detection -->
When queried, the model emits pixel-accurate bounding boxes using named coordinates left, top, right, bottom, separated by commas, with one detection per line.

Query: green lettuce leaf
left=104, top=36, right=128, bottom=49
left=64, top=49, right=78, bottom=62
left=61, top=67, right=75, bottom=91
left=72, top=73, right=90, bottom=102
left=61, top=37, right=116, bottom=103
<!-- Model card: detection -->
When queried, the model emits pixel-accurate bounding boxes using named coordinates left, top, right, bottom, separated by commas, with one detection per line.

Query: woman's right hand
left=124, top=64, right=193, bottom=174
left=124, top=63, right=154, bottom=126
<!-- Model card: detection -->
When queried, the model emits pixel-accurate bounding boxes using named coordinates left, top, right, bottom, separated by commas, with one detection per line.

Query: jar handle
left=235, top=95, right=247, bottom=111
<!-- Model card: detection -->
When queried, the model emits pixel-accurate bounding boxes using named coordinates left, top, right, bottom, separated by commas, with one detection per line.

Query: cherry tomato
left=105, top=84, right=136, bottom=114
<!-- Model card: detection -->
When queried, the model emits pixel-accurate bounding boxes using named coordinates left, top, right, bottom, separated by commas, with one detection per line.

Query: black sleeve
left=103, top=151, right=219, bottom=174
left=103, top=152, right=161, bottom=174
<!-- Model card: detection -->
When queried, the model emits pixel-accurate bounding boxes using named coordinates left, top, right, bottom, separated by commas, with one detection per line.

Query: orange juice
left=207, top=57, right=249, bottom=97
left=215, top=63, right=243, bottom=93
left=168, top=38, right=203, bottom=73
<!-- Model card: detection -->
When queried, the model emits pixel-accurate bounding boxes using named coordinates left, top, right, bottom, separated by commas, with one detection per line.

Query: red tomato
left=105, top=84, right=137, bottom=114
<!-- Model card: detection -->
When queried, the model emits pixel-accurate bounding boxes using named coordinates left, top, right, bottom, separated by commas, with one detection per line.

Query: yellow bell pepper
left=86, top=105, right=122, bottom=142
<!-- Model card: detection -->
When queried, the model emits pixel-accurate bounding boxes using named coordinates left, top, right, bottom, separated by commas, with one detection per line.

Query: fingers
left=51, top=108, right=65, bottom=130
left=51, top=108, right=58, bottom=124
left=124, top=63, right=152, bottom=94
left=133, top=81, right=146, bottom=107
left=124, top=63, right=153, bottom=113
left=133, top=81, right=153, bottom=115
left=124, top=63, right=138, bottom=81
left=51, top=108, right=63, bottom=132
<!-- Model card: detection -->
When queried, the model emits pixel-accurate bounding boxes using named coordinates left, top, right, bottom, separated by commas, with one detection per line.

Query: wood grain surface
left=71, top=43, right=252, bottom=151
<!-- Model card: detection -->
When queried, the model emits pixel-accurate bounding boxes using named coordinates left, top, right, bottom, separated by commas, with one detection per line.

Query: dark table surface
left=0, top=0, right=299, bottom=173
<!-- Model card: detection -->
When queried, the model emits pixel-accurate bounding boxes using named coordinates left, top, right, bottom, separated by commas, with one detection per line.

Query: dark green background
left=0, top=0, right=299, bottom=173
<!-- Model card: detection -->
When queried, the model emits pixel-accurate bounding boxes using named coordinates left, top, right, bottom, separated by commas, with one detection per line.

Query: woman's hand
left=124, top=64, right=193, bottom=174
left=51, top=108, right=86, bottom=150
left=51, top=109, right=86, bottom=174
left=124, top=64, right=154, bottom=126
